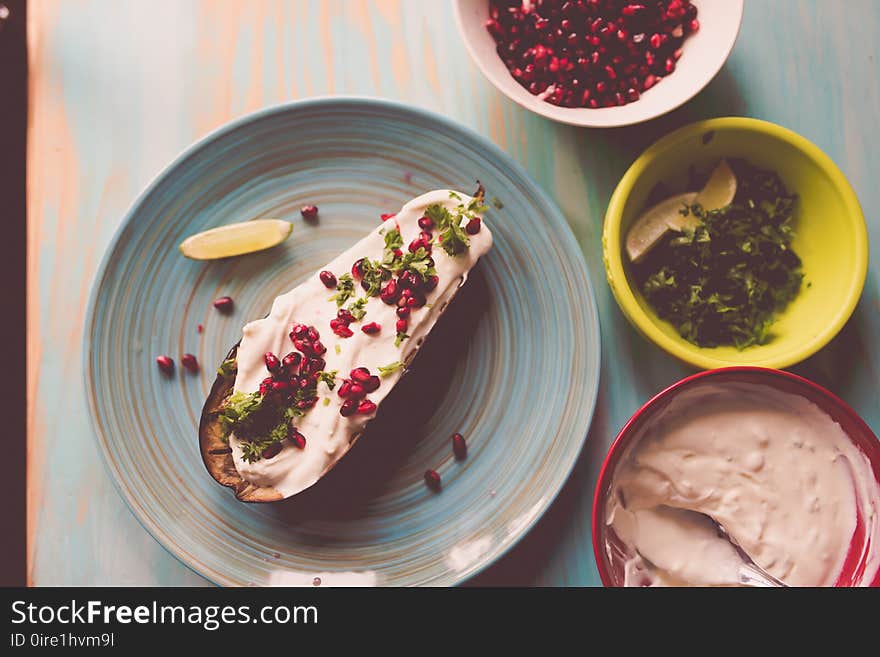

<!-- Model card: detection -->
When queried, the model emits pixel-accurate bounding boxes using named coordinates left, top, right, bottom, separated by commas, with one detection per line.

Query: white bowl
left=453, top=0, right=744, bottom=128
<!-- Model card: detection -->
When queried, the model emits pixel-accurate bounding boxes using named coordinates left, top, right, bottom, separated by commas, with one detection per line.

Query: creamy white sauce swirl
left=606, top=383, right=880, bottom=586
left=229, top=190, right=493, bottom=498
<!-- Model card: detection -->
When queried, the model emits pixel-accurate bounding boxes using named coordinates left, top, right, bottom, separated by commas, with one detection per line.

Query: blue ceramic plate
left=84, top=98, right=600, bottom=586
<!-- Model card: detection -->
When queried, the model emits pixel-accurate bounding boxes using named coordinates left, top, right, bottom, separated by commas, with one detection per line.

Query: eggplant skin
left=198, top=344, right=283, bottom=503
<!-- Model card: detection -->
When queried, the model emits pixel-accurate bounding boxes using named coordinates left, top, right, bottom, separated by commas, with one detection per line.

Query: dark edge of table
left=0, top=0, right=27, bottom=587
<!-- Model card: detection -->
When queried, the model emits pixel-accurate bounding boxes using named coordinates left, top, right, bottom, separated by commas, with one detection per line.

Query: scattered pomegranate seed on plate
left=181, top=353, right=199, bottom=373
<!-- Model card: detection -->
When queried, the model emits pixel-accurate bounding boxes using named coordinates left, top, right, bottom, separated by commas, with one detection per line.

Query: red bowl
left=592, top=367, right=880, bottom=587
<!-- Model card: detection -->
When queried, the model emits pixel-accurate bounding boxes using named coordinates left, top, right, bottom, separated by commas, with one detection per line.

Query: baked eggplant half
left=199, top=189, right=493, bottom=502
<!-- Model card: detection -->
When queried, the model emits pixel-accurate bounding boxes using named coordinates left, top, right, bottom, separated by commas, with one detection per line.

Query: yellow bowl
left=603, top=117, right=868, bottom=370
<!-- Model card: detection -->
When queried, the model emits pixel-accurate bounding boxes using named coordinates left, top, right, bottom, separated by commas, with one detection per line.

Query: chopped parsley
left=384, top=227, right=404, bottom=252
left=636, top=159, right=803, bottom=350
left=317, top=370, right=338, bottom=390
left=394, top=332, right=409, bottom=347
left=378, top=361, right=405, bottom=377
left=348, top=297, right=368, bottom=321
left=424, top=193, right=488, bottom=257
left=217, top=358, right=236, bottom=377
left=330, top=273, right=355, bottom=307
left=358, top=259, right=388, bottom=297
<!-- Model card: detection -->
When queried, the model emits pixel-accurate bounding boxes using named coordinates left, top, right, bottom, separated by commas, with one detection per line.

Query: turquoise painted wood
left=29, top=0, right=880, bottom=586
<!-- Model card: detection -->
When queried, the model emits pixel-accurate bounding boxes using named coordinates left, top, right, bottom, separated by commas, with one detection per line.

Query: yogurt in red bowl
left=593, top=367, right=880, bottom=587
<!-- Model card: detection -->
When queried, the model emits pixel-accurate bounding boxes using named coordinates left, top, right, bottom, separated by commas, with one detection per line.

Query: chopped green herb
left=426, top=196, right=487, bottom=257
left=348, top=297, right=368, bottom=321
left=358, top=259, right=389, bottom=298
left=330, top=273, right=355, bottom=307
left=384, top=227, right=403, bottom=252
left=378, top=361, right=405, bottom=377
left=323, top=397, right=330, bottom=406
left=317, top=370, right=338, bottom=390
left=394, top=332, right=409, bottom=347
left=217, top=358, right=236, bottom=377
left=334, top=344, right=342, bottom=355
left=636, top=159, right=803, bottom=350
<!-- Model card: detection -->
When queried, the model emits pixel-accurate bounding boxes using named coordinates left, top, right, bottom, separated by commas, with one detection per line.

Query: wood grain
left=28, top=0, right=880, bottom=586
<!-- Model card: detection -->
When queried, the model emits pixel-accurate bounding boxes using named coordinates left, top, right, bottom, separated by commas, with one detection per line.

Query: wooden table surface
left=27, top=0, right=880, bottom=586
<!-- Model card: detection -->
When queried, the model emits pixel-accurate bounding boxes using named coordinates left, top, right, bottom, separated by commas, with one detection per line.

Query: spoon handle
left=738, top=563, right=787, bottom=587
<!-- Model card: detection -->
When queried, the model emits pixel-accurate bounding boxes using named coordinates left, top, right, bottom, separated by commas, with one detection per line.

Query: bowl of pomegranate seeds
left=454, top=0, right=744, bottom=127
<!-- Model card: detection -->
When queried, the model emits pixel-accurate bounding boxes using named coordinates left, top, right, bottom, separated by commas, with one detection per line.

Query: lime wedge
left=625, top=159, right=738, bottom=262
left=625, top=192, right=697, bottom=263
left=179, top=220, right=293, bottom=260
left=693, top=158, right=736, bottom=213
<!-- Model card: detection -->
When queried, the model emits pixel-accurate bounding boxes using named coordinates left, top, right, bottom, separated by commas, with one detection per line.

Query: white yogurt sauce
left=229, top=190, right=493, bottom=498
left=606, top=383, right=880, bottom=587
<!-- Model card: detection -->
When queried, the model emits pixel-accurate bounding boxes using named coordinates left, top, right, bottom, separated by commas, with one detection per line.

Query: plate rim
left=82, top=96, right=602, bottom=586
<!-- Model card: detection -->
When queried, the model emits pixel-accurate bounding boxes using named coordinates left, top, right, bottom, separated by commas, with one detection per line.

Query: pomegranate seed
left=297, top=396, right=318, bottom=410
left=156, top=355, right=174, bottom=375
left=363, top=376, right=380, bottom=393
left=307, top=327, right=320, bottom=342
left=465, top=217, right=482, bottom=235
left=282, top=352, right=302, bottom=371
left=452, top=433, right=468, bottom=460
left=259, top=377, right=272, bottom=395
left=649, top=32, right=662, bottom=49
left=298, top=377, right=310, bottom=390
left=687, top=19, right=699, bottom=33
left=424, top=275, right=439, bottom=292
left=351, top=258, right=366, bottom=279
left=292, top=338, right=309, bottom=354
left=380, top=213, right=396, bottom=222
left=396, top=319, right=408, bottom=333
left=418, top=216, right=434, bottom=230
left=337, top=308, right=355, bottom=323
left=181, top=353, right=199, bottom=373
left=264, top=352, right=281, bottom=372
left=262, top=442, right=283, bottom=459
left=319, top=270, right=337, bottom=288
left=409, top=291, right=427, bottom=308
left=289, top=430, right=306, bottom=449
left=312, top=340, right=327, bottom=355
left=197, top=324, right=203, bottom=333
left=397, top=306, right=410, bottom=318
left=308, top=357, right=326, bottom=373
left=361, top=322, right=381, bottom=335
left=291, top=323, right=308, bottom=338
left=380, top=280, right=400, bottom=304
left=424, top=469, right=442, bottom=491
left=340, top=399, right=358, bottom=417
left=356, top=400, right=377, bottom=415
left=213, top=296, right=234, bottom=313
left=271, top=379, right=290, bottom=392
left=350, top=367, right=372, bottom=383
left=334, top=325, right=354, bottom=338
left=348, top=383, right=366, bottom=400
left=300, top=204, right=319, bottom=220
left=338, top=380, right=353, bottom=398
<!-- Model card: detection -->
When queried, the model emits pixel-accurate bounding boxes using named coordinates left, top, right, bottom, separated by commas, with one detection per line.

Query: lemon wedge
left=179, top=220, right=293, bottom=260
left=625, top=193, right=696, bottom=263
left=625, top=159, right=738, bottom=262
left=693, top=158, right=736, bottom=213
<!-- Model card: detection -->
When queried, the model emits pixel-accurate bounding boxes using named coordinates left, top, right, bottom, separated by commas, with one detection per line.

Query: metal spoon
left=705, top=514, right=787, bottom=587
